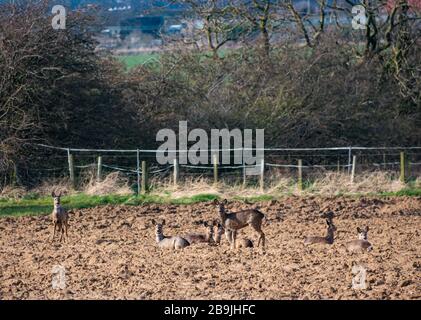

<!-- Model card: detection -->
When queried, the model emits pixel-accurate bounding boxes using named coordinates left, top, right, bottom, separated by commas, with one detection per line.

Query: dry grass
left=0, top=170, right=417, bottom=201
left=0, top=185, right=27, bottom=199
left=84, top=171, right=132, bottom=196
left=151, top=171, right=409, bottom=198
left=32, top=177, right=73, bottom=196
left=307, top=171, right=404, bottom=195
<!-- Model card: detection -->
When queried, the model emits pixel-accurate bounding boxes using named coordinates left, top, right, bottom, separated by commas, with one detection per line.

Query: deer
left=183, top=220, right=216, bottom=245
left=213, top=199, right=265, bottom=249
left=151, top=219, right=190, bottom=249
left=347, top=226, right=373, bottom=252
left=51, top=191, right=69, bottom=242
left=304, top=218, right=337, bottom=245
left=214, top=222, right=253, bottom=248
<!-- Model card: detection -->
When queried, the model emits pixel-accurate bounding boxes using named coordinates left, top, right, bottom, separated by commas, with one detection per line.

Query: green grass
left=116, top=53, right=161, bottom=69
left=0, top=193, right=219, bottom=217
left=1, top=188, right=419, bottom=217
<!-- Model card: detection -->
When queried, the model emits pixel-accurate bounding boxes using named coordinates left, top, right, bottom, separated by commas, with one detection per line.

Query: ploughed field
left=0, top=196, right=420, bottom=299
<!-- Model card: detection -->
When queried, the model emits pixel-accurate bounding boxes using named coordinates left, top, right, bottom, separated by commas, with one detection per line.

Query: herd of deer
left=50, top=193, right=373, bottom=253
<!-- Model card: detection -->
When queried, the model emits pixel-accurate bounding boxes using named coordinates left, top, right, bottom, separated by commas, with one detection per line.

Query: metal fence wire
left=29, top=144, right=421, bottom=194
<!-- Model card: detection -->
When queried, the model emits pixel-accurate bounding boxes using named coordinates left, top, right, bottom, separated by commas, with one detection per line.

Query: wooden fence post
left=173, top=158, right=179, bottom=187
left=259, top=159, right=264, bottom=191
left=347, top=147, right=352, bottom=174
left=141, top=160, right=148, bottom=194
left=213, top=154, right=218, bottom=186
left=383, top=153, right=386, bottom=169
left=67, top=149, right=75, bottom=188
left=297, top=159, right=303, bottom=191
left=136, top=150, right=140, bottom=195
left=400, top=152, right=406, bottom=183
left=351, top=155, right=357, bottom=184
left=97, top=156, right=103, bottom=182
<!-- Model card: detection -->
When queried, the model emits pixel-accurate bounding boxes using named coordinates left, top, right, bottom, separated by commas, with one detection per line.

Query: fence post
left=213, top=154, right=218, bottom=186
left=351, top=155, right=357, bottom=184
left=67, top=149, right=75, bottom=188
left=297, top=159, right=303, bottom=191
left=97, top=156, right=103, bottom=182
left=242, top=163, right=247, bottom=189
left=347, top=146, right=352, bottom=174
left=141, top=160, right=148, bottom=194
left=337, top=158, right=340, bottom=174
left=259, top=159, right=265, bottom=191
left=12, top=163, right=20, bottom=186
left=400, top=151, right=406, bottom=183
left=383, top=153, right=386, bottom=169
left=136, top=150, right=140, bottom=195
left=173, top=158, right=179, bottom=187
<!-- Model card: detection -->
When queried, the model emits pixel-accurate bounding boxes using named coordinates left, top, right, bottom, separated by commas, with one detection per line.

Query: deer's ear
left=365, top=226, right=369, bottom=232
left=203, top=221, right=209, bottom=227
left=357, top=227, right=361, bottom=233
left=51, top=191, right=55, bottom=198
left=151, top=219, right=156, bottom=225
left=223, top=199, right=228, bottom=204
left=326, top=219, right=330, bottom=226
left=213, top=199, right=219, bottom=205
left=161, top=219, right=166, bottom=225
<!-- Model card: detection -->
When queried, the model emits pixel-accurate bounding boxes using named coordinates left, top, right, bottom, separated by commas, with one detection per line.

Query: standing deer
left=304, top=218, right=337, bottom=245
left=183, top=220, right=216, bottom=245
left=214, top=222, right=253, bottom=248
left=51, top=191, right=69, bottom=242
left=151, top=219, right=190, bottom=249
left=213, top=199, right=265, bottom=249
left=347, top=226, right=373, bottom=252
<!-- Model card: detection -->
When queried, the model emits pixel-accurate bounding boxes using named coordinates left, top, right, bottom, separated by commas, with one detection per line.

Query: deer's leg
left=52, top=222, right=57, bottom=240
left=59, top=224, right=64, bottom=242
left=65, top=220, right=69, bottom=239
left=256, top=228, right=265, bottom=248
left=231, top=230, right=237, bottom=250
left=253, top=220, right=265, bottom=248
left=225, top=230, right=232, bottom=245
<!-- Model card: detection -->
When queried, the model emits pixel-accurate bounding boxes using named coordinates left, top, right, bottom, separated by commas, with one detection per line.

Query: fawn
left=213, top=222, right=253, bottom=248
left=183, top=220, right=216, bottom=245
left=151, top=219, right=190, bottom=249
left=304, top=218, right=337, bottom=245
left=347, top=226, right=373, bottom=252
left=51, top=191, right=69, bottom=242
left=214, top=199, right=265, bottom=249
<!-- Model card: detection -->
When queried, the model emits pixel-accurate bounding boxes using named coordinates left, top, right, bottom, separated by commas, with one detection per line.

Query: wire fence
left=25, top=144, right=421, bottom=194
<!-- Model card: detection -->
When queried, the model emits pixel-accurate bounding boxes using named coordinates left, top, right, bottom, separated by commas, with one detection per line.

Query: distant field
left=115, top=49, right=230, bottom=69
left=116, top=53, right=161, bottom=69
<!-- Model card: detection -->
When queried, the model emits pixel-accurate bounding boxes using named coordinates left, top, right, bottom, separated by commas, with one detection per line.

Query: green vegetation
left=0, top=193, right=219, bottom=217
left=116, top=53, right=161, bottom=69
left=1, top=188, right=419, bottom=217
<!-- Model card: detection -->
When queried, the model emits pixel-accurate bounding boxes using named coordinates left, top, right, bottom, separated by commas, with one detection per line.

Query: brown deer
left=347, top=226, right=373, bottom=252
left=151, top=219, right=190, bottom=249
left=304, top=218, right=337, bottom=245
left=183, top=220, right=216, bottom=245
left=51, top=191, right=69, bottom=242
left=214, top=222, right=253, bottom=248
left=213, top=199, right=265, bottom=249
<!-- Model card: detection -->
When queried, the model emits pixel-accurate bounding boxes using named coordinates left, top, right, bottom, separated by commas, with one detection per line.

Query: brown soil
left=0, top=196, right=420, bottom=300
